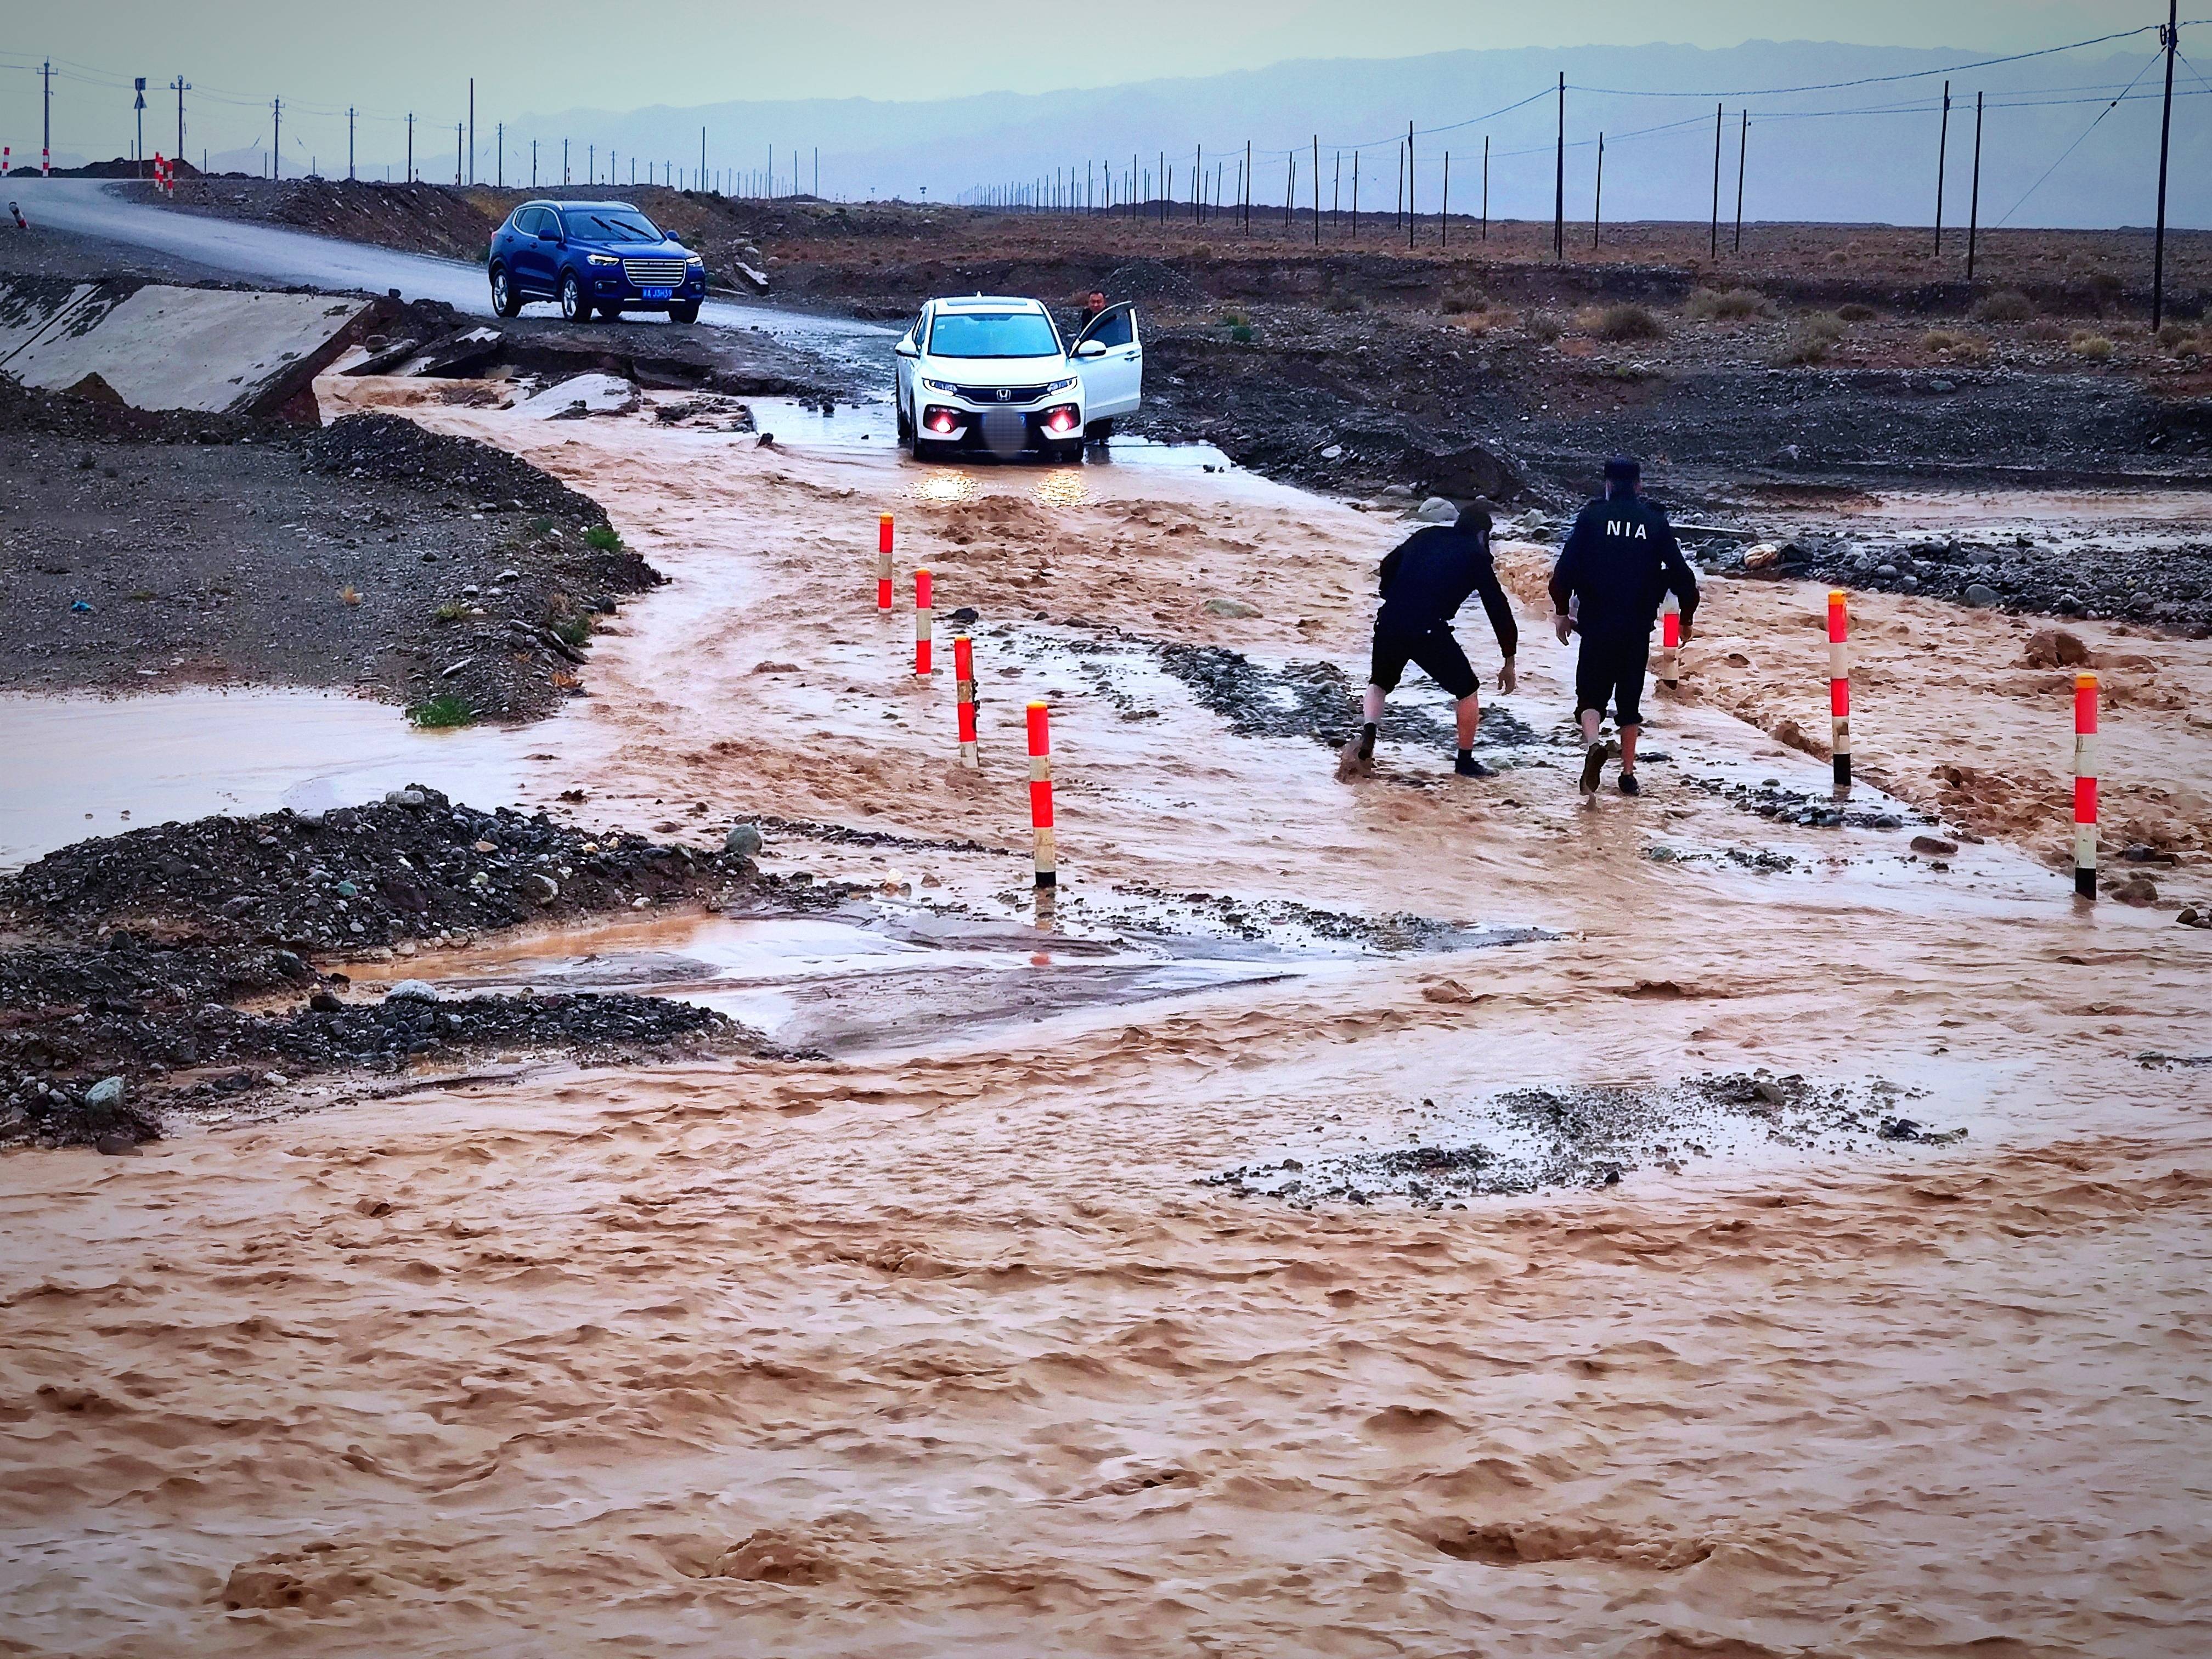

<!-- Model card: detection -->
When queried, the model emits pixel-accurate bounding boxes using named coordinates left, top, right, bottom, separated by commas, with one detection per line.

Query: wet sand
left=4, top=382, right=2210, bottom=1655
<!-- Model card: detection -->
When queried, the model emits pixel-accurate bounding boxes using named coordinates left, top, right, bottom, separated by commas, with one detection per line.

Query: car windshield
left=561, top=210, right=663, bottom=243
left=928, top=311, right=1061, bottom=359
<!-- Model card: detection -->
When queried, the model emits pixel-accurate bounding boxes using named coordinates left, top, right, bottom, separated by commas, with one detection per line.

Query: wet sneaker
left=1618, top=771, right=1640, bottom=797
left=1357, top=723, right=1376, bottom=761
left=1454, top=751, right=1494, bottom=778
left=1579, top=741, right=1606, bottom=795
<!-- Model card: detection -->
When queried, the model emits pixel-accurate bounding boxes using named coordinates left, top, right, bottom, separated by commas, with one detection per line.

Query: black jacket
left=1548, top=493, right=1699, bottom=644
left=1375, top=521, right=1519, bottom=657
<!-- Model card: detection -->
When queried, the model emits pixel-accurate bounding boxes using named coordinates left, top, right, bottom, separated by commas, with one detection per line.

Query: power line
left=1996, top=49, right=2168, bottom=225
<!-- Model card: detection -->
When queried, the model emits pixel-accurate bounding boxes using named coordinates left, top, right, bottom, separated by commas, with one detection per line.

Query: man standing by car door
left=1346, top=501, right=1518, bottom=779
left=1548, top=456, right=1699, bottom=800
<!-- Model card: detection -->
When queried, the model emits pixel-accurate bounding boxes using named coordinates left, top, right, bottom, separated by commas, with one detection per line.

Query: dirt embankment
left=0, top=786, right=818, bottom=1149
left=0, top=381, right=657, bottom=720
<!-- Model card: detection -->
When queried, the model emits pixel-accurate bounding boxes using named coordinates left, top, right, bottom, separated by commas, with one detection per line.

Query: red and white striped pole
left=876, top=512, right=893, bottom=613
left=1658, top=594, right=1681, bottom=690
left=953, top=632, right=978, bottom=768
left=1827, top=589, right=1850, bottom=794
left=914, top=567, right=933, bottom=676
left=2074, top=670, right=2098, bottom=901
left=1027, top=701, right=1056, bottom=889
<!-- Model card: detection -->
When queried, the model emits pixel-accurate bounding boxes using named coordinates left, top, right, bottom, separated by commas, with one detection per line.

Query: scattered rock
left=1411, top=496, right=1459, bottom=524
left=2023, top=628, right=2092, bottom=669
left=2111, top=874, right=2159, bottom=906
left=1203, top=597, right=1261, bottom=618
left=723, top=823, right=764, bottom=859
left=1909, top=835, right=1960, bottom=857
left=385, top=980, right=439, bottom=1003
left=1962, top=583, right=1999, bottom=608
left=519, top=374, right=642, bottom=420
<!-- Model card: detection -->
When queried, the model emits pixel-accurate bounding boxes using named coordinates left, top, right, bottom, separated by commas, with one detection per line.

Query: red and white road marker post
left=1827, top=589, right=1850, bottom=795
left=2074, top=670, right=2099, bottom=901
left=1027, top=701, right=1056, bottom=889
left=913, top=568, right=933, bottom=676
left=876, top=512, right=893, bottom=613
left=1659, top=594, right=1681, bottom=690
left=953, top=632, right=979, bottom=768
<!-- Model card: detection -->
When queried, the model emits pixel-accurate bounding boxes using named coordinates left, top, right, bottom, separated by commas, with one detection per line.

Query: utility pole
left=1481, top=135, right=1488, bottom=241
left=41, top=59, right=51, bottom=176
left=1709, top=103, right=1722, bottom=258
left=407, top=114, right=415, bottom=183
left=272, top=97, right=281, bottom=181
left=172, top=76, right=189, bottom=170
left=532, top=137, right=537, bottom=188
left=1934, top=80, right=1951, bottom=256
left=701, top=126, right=706, bottom=191
left=562, top=137, right=568, bottom=185
left=1314, top=134, right=1321, bottom=246
left=1406, top=120, right=1414, bottom=251
left=1441, top=150, right=1449, bottom=247
left=1553, top=72, right=1565, bottom=260
left=496, top=122, right=503, bottom=188
left=1734, top=110, right=1748, bottom=252
left=1245, top=139, right=1252, bottom=234
left=1594, top=133, right=1604, bottom=249
left=134, top=78, right=146, bottom=178
left=468, top=78, right=475, bottom=185
left=2153, top=0, right=2180, bottom=330
left=1966, top=92, right=1984, bottom=280
left=456, top=122, right=463, bottom=187
left=1352, top=147, right=1360, bottom=239
left=348, top=107, right=356, bottom=180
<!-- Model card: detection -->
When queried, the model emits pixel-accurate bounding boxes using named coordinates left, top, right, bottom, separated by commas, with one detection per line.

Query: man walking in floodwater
left=1347, top=501, right=1517, bottom=778
left=1549, top=456, right=1699, bottom=799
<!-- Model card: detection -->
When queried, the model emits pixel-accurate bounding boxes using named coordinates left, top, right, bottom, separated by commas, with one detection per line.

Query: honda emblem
left=997, top=388, right=1012, bottom=402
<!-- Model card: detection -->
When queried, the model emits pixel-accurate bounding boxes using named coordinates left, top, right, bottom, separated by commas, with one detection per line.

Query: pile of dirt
left=165, top=178, right=498, bottom=263
left=0, top=789, right=803, bottom=1148
left=302, top=411, right=608, bottom=523
left=0, top=785, right=755, bottom=952
left=1103, top=259, right=1204, bottom=308
left=0, top=365, right=272, bottom=445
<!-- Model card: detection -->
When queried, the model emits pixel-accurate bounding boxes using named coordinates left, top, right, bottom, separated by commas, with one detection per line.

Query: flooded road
left=3, top=374, right=2211, bottom=1656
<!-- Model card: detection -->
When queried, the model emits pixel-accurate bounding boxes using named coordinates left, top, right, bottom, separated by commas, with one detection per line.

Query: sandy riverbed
left=4, top=384, right=2209, bottom=1656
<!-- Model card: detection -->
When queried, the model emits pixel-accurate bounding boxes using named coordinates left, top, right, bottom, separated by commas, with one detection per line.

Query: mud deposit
left=1207, top=1073, right=1955, bottom=1204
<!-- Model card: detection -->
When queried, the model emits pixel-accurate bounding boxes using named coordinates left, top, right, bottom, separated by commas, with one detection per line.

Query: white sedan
left=893, top=294, right=1144, bottom=461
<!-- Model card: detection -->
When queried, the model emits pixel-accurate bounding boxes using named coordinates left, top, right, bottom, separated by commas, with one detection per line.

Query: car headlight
left=922, top=378, right=958, bottom=393
left=1048, top=375, right=1079, bottom=393
left=584, top=253, right=619, bottom=267
left=686, top=255, right=704, bottom=267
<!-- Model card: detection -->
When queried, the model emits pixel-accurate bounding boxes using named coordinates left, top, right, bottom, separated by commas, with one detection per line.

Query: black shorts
left=1369, top=624, right=1479, bottom=701
left=1575, top=635, right=1650, bottom=728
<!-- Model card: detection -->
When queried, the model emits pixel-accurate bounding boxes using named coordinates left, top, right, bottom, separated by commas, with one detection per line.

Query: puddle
left=0, top=689, right=536, bottom=869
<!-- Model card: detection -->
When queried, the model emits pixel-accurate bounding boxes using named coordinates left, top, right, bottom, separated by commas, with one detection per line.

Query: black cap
left=1602, top=455, right=1640, bottom=484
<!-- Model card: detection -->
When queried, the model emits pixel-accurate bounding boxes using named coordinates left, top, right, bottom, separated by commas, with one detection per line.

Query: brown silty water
left=2, top=374, right=2209, bottom=1656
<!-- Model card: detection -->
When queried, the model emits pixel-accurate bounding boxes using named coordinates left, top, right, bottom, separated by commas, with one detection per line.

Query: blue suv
left=488, top=200, right=706, bottom=324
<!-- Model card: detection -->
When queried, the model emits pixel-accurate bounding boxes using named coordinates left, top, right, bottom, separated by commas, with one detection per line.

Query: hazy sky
left=4, top=0, right=2164, bottom=140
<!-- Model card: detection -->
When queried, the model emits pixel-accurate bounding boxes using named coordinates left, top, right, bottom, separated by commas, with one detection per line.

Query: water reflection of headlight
left=1032, top=469, right=1089, bottom=509
left=913, top=471, right=977, bottom=506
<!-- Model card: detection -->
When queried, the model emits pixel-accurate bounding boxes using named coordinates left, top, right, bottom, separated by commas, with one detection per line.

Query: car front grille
left=621, top=258, right=690, bottom=286
left=952, top=383, right=1049, bottom=405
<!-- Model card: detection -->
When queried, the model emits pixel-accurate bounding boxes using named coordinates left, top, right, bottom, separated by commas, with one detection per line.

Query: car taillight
left=1043, top=404, right=1079, bottom=435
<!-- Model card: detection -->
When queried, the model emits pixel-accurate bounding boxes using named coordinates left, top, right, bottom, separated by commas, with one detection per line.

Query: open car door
left=1071, top=302, right=1143, bottom=424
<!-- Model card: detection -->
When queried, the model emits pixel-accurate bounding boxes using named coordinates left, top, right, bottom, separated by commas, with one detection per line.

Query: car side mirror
left=1074, top=340, right=1107, bottom=359
left=894, top=340, right=918, bottom=359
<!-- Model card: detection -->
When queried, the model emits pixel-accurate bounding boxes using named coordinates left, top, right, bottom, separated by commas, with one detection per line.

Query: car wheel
left=896, top=400, right=914, bottom=444
left=559, top=271, right=592, bottom=323
left=668, top=301, right=700, bottom=324
left=1083, top=418, right=1114, bottom=441
left=1045, top=441, right=1085, bottom=465
left=910, top=436, right=941, bottom=464
left=490, top=264, right=521, bottom=318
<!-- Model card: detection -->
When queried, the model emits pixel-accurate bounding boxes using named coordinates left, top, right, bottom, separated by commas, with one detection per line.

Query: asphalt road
left=8, top=178, right=891, bottom=374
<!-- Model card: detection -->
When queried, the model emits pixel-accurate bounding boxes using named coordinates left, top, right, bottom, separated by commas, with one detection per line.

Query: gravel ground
left=0, top=787, right=820, bottom=1149
left=0, top=386, right=657, bottom=719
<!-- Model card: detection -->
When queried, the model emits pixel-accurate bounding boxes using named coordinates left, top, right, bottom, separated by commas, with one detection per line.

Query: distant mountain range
left=179, top=38, right=2208, bottom=230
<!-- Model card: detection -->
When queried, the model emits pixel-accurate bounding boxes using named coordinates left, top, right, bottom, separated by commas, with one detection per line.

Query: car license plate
left=641, top=286, right=673, bottom=301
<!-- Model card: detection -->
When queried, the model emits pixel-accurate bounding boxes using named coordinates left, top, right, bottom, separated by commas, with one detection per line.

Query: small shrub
left=2070, top=332, right=2115, bottom=361
left=1836, top=302, right=1878, bottom=323
left=1922, top=328, right=1963, bottom=353
left=1220, top=309, right=1249, bottom=328
left=1799, top=311, right=1848, bottom=345
left=1229, top=322, right=1255, bottom=344
left=1440, top=285, right=1488, bottom=315
left=2025, top=319, right=2067, bottom=342
left=1583, top=302, right=1664, bottom=342
left=1771, top=329, right=1832, bottom=366
left=2158, top=322, right=2193, bottom=349
left=1524, top=308, right=1565, bottom=343
left=551, top=614, right=594, bottom=647
left=584, top=523, right=623, bottom=552
left=528, top=516, right=554, bottom=537
left=434, top=599, right=469, bottom=623
left=408, top=693, right=475, bottom=729
left=1685, top=287, right=1767, bottom=321
left=1971, top=290, right=2034, bottom=324
left=338, top=585, right=362, bottom=607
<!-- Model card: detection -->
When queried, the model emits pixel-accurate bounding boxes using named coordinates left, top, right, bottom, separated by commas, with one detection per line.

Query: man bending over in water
left=1350, top=500, right=1518, bottom=778
left=1549, top=456, right=1699, bottom=799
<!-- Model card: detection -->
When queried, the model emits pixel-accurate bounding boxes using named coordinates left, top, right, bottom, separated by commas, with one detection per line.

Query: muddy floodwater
left=3, top=375, right=2210, bottom=1657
